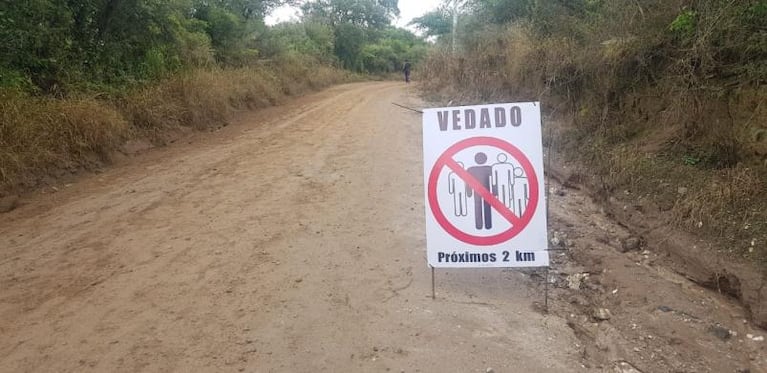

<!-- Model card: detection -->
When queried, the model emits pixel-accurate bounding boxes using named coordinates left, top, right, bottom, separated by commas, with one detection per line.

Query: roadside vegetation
left=0, top=0, right=427, bottom=192
left=415, top=1, right=767, bottom=266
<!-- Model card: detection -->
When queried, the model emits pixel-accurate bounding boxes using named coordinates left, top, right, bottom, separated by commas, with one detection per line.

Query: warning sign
left=422, top=103, right=549, bottom=268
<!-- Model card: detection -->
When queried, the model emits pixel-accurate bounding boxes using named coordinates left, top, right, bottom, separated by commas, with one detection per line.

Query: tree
left=302, top=0, right=399, bottom=28
left=194, top=3, right=252, bottom=64
left=205, top=0, right=287, bottom=19
left=360, top=27, right=425, bottom=72
left=0, top=0, right=224, bottom=90
left=259, top=21, right=335, bottom=63
left=410, top=7, right=452, bottom=38
left=333, top=22, right=367, bottom=69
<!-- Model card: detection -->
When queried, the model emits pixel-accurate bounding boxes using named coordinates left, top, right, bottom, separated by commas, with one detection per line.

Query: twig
left=392, top=102, right=424, bottom=114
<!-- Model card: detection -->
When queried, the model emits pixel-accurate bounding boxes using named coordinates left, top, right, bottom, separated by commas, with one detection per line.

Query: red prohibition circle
left=428, top=136, right=539, bottom=246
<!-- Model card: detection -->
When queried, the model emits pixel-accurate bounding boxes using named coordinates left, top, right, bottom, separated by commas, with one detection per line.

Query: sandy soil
left=0, top=82, right=764, bottom=373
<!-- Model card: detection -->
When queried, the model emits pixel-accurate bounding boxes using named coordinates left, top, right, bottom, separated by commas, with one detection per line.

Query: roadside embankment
left=417, top=5, right=767, bottom=325
left=0, top=58, right=353, bottom=196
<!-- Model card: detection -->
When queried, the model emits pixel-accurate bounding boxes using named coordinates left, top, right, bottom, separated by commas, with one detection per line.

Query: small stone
left=678, top=187, right=688, bottom=195
left=486, top=368, right=495, bottom=373
left=614, top=361, right=642, bottom=373
left=0, top=195, right=19, bottom=213
left=753, top=336, right=764, bottom=342
left=657, top=305, right=673, bottom=313
left=295, top=278, right=303, bottom=283
left=593, top=308, right=612, bottom=321
left=707, top=325, right=732, bottom=341
left=550, top=236, right=564, bottom=248
left=567, top=273, right=589, bottom=290
left=621, top=237, right=641, bottom=252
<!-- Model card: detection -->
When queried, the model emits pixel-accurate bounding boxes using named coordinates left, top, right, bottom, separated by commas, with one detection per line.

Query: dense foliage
left=300, top=0, right=427, bottom=72
left=0, top=0, right=427, bottom=94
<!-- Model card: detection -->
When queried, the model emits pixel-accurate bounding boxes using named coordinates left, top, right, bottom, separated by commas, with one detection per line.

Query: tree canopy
left=0, top=0, right=428, bottom=93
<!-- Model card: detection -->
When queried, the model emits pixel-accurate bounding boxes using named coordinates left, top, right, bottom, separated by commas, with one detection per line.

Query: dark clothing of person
left=403, top=62, right=411, bottom=83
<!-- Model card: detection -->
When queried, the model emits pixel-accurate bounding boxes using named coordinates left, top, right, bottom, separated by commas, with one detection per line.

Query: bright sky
left=395, top=0, right=443, bottom=29
left=265, top=0, right=443, bottom=32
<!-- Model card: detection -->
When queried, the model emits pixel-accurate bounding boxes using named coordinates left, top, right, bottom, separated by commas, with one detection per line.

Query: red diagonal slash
left=444, top=158, right=523, bottom=227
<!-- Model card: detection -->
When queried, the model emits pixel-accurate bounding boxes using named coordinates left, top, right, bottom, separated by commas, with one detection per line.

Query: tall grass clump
left=0, top=92, right=129, bottom=187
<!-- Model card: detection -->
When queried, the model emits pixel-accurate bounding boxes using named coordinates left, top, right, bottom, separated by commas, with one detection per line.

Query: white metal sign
left=422, top=102, right=549, bottom=268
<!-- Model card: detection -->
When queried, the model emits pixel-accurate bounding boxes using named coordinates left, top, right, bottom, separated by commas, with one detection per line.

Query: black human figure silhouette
left=466, top=152, right=493, bottom=230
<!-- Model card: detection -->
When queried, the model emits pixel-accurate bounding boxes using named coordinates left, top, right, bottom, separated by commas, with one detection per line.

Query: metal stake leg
left=544, top=268, right=550, bottom=314
left=431, top=266, right=436, bottom=300
left=543, top=113, right=554, bottom=315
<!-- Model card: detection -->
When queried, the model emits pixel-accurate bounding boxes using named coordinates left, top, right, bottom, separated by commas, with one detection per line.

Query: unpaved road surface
left=1, top=82, right=765, bottom=373
left=0, top=83, right=582, bottom=372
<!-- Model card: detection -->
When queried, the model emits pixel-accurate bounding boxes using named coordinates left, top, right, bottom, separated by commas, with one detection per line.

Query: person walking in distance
left=403, top=61, right=412, bottom=83
left=466, top=152, right=493, bottom=230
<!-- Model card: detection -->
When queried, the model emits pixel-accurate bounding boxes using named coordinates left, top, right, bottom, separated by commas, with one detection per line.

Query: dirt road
left=1, top=82, right=765, bottom=373
left=0, top=83, right=583, bottom=372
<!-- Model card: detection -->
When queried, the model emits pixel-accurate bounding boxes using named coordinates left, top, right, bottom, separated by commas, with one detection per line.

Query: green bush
left=670, top=10, right=697, bottom=36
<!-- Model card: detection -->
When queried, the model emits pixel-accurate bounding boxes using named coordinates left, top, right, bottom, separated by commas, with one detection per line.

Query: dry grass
left=419, top=20, right=767, bottom=266
left=419, top=24, right=580, bottom=111
left=577, top=139, right=767, bottom=263
left=0, top=59, right=351, bottom=193
left=0, top=94, right=129, bottom=187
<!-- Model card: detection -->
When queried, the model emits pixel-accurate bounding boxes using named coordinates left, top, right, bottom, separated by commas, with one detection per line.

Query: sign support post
left=544, top=267, right=550, bottom=313
left=431, top=266, right=436, bottom=300
left=543, top=116, right=554, bottom=313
